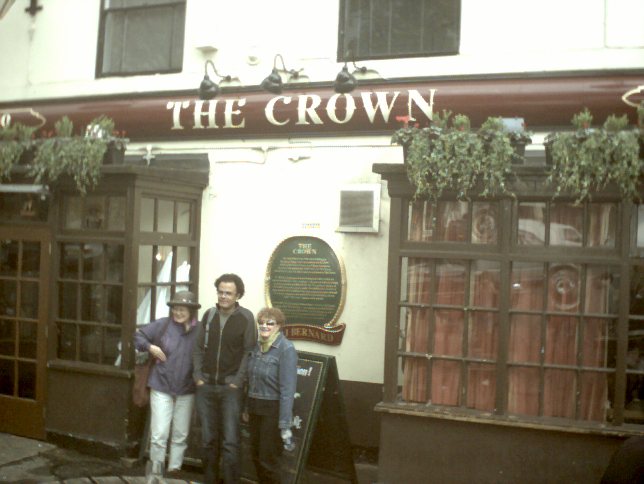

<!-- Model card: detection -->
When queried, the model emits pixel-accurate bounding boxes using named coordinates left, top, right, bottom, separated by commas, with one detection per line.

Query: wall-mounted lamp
left=261, top=54, right=307, bottom=95
left=334, top=61, right=378, bottom=93
left=198, top=60, right=234, bottom=100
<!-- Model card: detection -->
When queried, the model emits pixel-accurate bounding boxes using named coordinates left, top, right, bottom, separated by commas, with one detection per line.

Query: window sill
left=47, top=359, right=132, bottom=378
left=375, top=401, right=643, bottom=438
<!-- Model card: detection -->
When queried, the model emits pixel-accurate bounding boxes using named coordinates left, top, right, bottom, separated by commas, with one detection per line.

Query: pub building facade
left=1, top=1, right=643, bottom=483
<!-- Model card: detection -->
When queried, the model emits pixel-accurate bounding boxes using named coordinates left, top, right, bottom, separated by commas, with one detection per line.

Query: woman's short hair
left=256, top=307, right=286, bottom=326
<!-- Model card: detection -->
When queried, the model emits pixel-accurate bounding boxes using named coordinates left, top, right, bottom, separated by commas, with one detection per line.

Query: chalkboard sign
left=241, top=351, right=357, bottom=484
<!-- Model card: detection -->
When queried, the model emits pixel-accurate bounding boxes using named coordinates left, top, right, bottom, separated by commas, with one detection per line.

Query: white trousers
left=149, top=389, right=195, bottom=471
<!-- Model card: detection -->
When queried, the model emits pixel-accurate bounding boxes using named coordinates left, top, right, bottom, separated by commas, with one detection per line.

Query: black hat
left=167, top=290, right=201, bottom=309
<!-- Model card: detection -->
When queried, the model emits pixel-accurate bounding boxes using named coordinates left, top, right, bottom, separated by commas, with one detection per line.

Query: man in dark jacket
left=193, top=273, right=256, bottom=484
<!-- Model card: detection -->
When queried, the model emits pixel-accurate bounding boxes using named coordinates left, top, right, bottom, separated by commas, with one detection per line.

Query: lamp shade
left=334, top=65, right=357, bottom=94
left=198, top=75, right=219, bottom=100
left=261, top=68, right=283, bottom=94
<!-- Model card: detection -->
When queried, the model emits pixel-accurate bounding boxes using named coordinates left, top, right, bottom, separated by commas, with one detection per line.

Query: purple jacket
left=134, top=317, right=198, bottom=396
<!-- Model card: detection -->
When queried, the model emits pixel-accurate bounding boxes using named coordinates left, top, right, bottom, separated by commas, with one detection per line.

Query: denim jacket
left=247, top=332, right=298, bottom=429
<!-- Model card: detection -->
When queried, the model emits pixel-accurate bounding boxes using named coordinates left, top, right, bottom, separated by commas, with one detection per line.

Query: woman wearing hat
left=134, top=290, right=201, bottom=479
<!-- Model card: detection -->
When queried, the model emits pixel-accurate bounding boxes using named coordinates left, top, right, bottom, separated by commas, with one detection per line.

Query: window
left=97, top=0, right=186, bottom=77
left=338, top=0, right=460, bottom=61
left=389, top=195, right=644, bottom=428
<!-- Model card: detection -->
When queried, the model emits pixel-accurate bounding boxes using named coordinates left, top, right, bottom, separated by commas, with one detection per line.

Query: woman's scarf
left=260, top=330, right=280, bottom=353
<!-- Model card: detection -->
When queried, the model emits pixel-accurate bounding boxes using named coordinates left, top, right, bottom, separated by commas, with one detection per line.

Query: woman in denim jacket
left=246, top=307, right=297, bottom=483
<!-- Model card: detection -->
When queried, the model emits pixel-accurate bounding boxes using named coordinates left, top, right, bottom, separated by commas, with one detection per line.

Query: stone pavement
left=0, top=433, right=378, bottom=483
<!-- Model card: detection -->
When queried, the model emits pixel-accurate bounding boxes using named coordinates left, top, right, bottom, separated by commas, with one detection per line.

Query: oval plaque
left=265, top=236, right=347, bottom=344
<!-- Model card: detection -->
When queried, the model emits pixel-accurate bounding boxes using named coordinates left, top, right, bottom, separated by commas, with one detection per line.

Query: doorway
left=0, top=226, right=50, bottom=439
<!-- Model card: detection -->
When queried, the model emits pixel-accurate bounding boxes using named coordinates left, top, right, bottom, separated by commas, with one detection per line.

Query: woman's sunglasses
left=258, top=320, right=277, bottom=327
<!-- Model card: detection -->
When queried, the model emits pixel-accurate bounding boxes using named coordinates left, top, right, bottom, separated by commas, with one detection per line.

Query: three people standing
left=192, top=273, right=257, bottom=484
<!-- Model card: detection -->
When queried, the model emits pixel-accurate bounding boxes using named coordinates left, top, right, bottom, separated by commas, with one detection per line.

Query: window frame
left=96, top=0, right=186, bottom=78
left=337, top=0, right=461, bottom=62
left=378, top=166, right=643, bottom=433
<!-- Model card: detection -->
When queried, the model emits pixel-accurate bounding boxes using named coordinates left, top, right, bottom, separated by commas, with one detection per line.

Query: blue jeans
left=196, top=383, right=243, bottom=484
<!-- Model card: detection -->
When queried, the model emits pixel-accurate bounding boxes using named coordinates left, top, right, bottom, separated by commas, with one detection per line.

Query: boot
left=146, top=460, right=166, bottom=484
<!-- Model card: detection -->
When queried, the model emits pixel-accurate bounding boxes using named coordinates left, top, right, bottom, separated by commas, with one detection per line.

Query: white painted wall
left=0, top=0, right=642, bottom=101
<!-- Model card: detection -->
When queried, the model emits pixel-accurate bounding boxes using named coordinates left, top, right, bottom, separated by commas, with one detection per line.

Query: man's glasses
left=217, top=290, right=236, bottom=298
left=258, top=320, right=277, bottom=327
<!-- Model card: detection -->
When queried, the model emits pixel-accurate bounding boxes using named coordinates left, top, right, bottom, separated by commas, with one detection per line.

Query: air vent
left=337, top=184, right=380, bottom=233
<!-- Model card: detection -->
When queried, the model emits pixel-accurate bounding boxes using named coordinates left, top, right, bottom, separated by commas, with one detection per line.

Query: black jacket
left=192, top=304, right=256, bottom=387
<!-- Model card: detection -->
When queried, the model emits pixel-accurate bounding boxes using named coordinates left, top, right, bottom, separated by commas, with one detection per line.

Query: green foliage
left=0, top=122, right=36, bottom=180
left=546, top=108, right=641, bottom=203
left=393, top=112, right=525, bottom=200
left=26, top=115, right=127, bottom=195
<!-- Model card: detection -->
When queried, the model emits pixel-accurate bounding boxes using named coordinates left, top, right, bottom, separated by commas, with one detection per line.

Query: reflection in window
left=551, top=203, right=583, bottom=247
left=518, top=202, right=545, bottom=246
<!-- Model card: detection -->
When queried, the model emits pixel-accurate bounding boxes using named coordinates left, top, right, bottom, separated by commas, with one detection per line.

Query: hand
left=196, top=379, right=205, bottom=386
left=242, top=412, right=249, bottom=423
left=149, top=344, right=166, bottom=362
left=229, top=383, right=238, bottom=389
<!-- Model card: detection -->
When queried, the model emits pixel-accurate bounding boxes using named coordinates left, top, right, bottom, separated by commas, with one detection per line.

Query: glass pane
left=467, top=363, right=496, bottom=411
left=156, top=246, right=172, bottom=282
left=176, top=201, right=191, bottom=234
left=80, top=326, right=101, bottom=363
left=436, top=261, right=465, bottom=305
left=58, top=282, right=78, bottom=319
left=105, top=245, right=124, bottom=282
left=63, top=196, right=82, bottom=229
left=550, top=203, right=583, bottom=247
left=0, top=280, right=17, bottom=316
left=545, top=316, right=578, bottom=365
left=581, top=318, right=612, bottom=368
left=0, top=359, right=14, bottom=396
left=175, top=247, right=191, bottom=284
left=588, top=203, right=616, bottom=248
left=107, top=196, right=126, bottom=231
left=82, top=243, right=104, bottom=281
left=0, top=239, right=18, bottom=276
left=544, top=369, right=576, bottom=418
left=155, top=286, right=171, bottom=320
left=0, top=320, right=15, bottom=356
left=509, top=315, right=542, bottom=363
left=511, top=262, right=545, bottom=310
left=17, top=361, right=35, bottom=399
left=431, top=359, right=460, bottom=406
left=60, top=244, right=80, bottom=279
left=517, top=202, right=545, bottom=246
left=585, top=266, right=618, bottom=315
left=580, top=371, right=608, bottom=421
left=106, top=286, right=122, bottom=325
left=508, top=367, right=540, bottom=416
left=81, top=284, right=102, bottom=322
left=22, top=242, right=40, bottom=277
left=547, top=264, right=581, bottom=312
left=103, top=327, right=121, bottom=366
left=471, top=261, right=500, bottom=308
left=58, top=323, right=76, bottom=360
left=157, top=199, right=174, bottom=232
left=84, top=196, right=105, bottom=230
left=637, top=204, right=644, bottom=248
left=408, top=201, right=434, bottom=241
left=138, top=245, right=153, bottom=283
left=0, top=193, right=48, bottom=222
left=404, top=308, right=430, bottom=353
left=436, top=201, right=468, bottom=242
left=468, top=312, right=498, bottom=360
left=137, top=286, right=152, bottom=325
left=402, top=356, right=428, bottom=403
left=19, top=281, right=38, bottom=319
left=434, top=309, right=463, bottom=356
left=18, top=321, right=37, bottom=359
left=472, top=202, right=498, bottom=245
left=140, top=197, right=155, bottom=232
left=405, top=258, right=431, bottom=304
